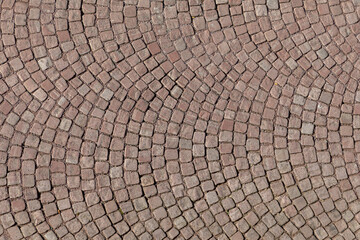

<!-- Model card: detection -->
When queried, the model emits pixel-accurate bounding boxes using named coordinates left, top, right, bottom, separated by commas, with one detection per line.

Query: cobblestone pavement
left=2, top=0, right=360, bottom=239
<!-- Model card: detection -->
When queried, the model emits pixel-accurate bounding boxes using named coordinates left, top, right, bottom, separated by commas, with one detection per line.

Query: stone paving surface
left=1, top=0, right=360, bottom=239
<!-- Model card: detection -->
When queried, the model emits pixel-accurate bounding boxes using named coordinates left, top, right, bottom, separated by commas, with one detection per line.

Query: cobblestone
left=0, top=0, right=360, bottom=239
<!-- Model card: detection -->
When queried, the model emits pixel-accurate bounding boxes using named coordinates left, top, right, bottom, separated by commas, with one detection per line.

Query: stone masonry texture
left=1, top=0, right=360, bottom=239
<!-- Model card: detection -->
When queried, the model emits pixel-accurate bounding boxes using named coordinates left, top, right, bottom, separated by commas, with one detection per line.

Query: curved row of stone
left=1, top=0, right=360, bottom=239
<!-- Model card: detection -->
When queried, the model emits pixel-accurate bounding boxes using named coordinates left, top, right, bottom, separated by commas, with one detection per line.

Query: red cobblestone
left=0, top=0, right=360, bottom=239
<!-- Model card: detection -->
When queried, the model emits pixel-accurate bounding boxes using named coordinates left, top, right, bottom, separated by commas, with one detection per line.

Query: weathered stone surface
left=0, top=1, right=358, bottom=239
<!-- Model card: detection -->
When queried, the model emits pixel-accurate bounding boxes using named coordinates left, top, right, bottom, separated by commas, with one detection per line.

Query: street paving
left=1, top=0, right=360, bottom=239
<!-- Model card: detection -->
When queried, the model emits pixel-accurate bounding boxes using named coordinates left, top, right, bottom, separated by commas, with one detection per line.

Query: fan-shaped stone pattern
left=1, top=0, right=360, bottom=239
